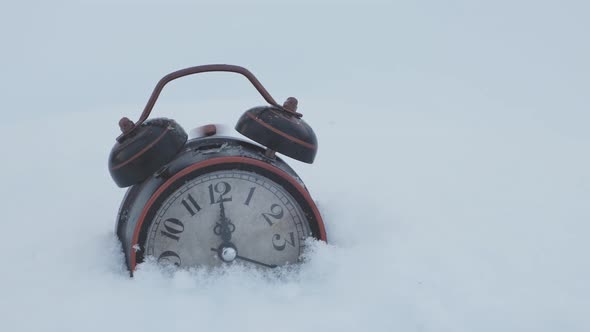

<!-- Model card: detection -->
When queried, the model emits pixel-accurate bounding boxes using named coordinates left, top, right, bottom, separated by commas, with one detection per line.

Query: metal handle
left=117, top=64, right=300, bottom=141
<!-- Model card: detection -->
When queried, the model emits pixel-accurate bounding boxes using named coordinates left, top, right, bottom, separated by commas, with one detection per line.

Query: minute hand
left=214, top=199, right=235, bottom=243
left=209, top=248, right=277, bottom=268
left=235, top=254, right=277, bottom=268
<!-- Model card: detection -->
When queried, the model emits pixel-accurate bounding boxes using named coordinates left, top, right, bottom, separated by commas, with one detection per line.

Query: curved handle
left=117, top=64, right=300, bottom=141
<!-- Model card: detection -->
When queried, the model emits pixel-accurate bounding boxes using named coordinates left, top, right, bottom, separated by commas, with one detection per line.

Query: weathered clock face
left=144, top=169, right=311, bottom=269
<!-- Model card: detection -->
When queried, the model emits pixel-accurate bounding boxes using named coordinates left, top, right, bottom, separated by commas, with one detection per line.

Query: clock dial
left=145, top=170, right=311, bottom=269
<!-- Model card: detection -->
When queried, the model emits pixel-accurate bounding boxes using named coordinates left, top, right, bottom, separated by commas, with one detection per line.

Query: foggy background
left=0, top=1, right=588, bottom=331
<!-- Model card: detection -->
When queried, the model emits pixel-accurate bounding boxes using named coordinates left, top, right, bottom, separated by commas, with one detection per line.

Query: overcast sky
left=0, top=1, right=588, bottom=331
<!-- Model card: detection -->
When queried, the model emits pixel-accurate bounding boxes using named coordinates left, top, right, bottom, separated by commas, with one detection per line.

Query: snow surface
left=1, top=1, right=589, bottom=331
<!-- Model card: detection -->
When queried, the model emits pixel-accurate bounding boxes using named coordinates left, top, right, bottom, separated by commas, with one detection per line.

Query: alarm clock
left=109, top=64, right=327, bottom=275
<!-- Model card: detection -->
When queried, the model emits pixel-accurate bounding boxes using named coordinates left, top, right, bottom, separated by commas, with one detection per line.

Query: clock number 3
left=272, top=232, right=295, bottom=251
left=208, top=181, right=232, bottom=204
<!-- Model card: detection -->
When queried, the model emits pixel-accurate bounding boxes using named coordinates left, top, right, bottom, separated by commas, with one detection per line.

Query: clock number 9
left=262, top=204, right=284, bottom=226
left=208, top=181, right=232, bottom=204
left=157, top=250, right=181, bottom=266
left=272, top=232, right=295, bottom=251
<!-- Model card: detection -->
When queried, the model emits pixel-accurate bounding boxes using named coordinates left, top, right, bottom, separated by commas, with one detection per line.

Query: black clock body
left=115, top=136, right=327, bottom=274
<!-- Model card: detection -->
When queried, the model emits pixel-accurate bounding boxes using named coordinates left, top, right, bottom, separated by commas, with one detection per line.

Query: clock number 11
left=181, top=194, right=201, bottom=216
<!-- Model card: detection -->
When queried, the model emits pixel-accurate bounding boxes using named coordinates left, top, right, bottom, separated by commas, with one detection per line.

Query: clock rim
left=129, top=156, right=327, bottom=271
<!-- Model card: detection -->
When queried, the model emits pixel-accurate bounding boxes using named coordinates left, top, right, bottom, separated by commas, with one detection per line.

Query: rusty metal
left=264, top=148, right=276, bottom=159
left=201, top=124, right=217, bottom=137
left=119, top=117, right=135, bottom=134
left=117, top=64, right=302, bottom=142
left=282, top=97, right=298, bottom=113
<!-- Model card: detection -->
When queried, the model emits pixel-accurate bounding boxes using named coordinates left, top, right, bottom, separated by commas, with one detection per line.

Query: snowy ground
left=1, top=1, right=589, bottom=331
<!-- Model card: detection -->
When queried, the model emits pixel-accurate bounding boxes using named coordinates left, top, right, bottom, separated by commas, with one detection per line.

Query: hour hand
left=219, top=197, right=227, bottom=220
left=214, top=199, right=235, bottom=243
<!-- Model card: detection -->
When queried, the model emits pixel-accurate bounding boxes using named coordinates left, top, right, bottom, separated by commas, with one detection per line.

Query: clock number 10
left=160, top=218, right=184, bottom=241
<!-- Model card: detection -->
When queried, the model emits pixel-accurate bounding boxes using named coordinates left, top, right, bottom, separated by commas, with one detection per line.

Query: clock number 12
left=208, top=181, right=232, bottom=204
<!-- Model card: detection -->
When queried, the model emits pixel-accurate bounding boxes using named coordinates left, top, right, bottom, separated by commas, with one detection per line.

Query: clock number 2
left=208, top=181, right=232, bottom=204
left=160, top=218, right=184, bottom=241
left=272, top=232, right=295, bottom=251
left=262, top=204, right=284, bottom=226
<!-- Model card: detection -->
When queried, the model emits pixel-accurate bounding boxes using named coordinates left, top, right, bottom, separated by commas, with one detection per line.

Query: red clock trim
left=129, top=156, right=327, bottom=271
left=245, top=112, right=316, bottom=149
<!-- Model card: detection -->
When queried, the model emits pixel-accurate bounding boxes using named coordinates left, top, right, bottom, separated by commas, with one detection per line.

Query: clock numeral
left=181, top=193, right=201, bottom=216
left=157, top=250, right=181, bottom=266
left=262, top=204, right=284, bottom=226
left=272, top=232, right=295, bottom=251
left=160, top=218, right=184, bottom=241
left=208, top=182, right=232, bottom=204
left=244, top=187, right=256, bottom=206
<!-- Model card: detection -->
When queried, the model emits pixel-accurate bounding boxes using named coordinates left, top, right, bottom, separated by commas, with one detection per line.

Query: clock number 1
left=244, top=187, right=256, bottom=206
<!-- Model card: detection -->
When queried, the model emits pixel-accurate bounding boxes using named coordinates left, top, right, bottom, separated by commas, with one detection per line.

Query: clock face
left=144, top=169, right=311, bottom=269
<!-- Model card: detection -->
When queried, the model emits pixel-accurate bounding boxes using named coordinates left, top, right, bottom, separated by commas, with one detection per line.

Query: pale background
left=0, top=1, right=588, bottom=331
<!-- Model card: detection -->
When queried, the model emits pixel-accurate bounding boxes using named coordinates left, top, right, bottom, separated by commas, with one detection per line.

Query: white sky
left=0, top=1, right=589, bottom=331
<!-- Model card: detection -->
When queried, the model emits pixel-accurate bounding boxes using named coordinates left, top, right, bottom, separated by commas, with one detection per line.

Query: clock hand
left=210, top=247, right=277, bottom=268
left=219, top=196, right=227, bottom=219
left=235, top=254, right=277, bottom=268
left=214, top=199, right=235, bottom=244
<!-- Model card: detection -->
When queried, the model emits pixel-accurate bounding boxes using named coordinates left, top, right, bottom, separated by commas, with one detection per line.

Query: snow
left=1, top=1, right=589, bottom=331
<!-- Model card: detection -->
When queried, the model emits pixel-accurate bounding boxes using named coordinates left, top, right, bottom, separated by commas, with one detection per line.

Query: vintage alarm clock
left=109, top=64, right=327, bottom=275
